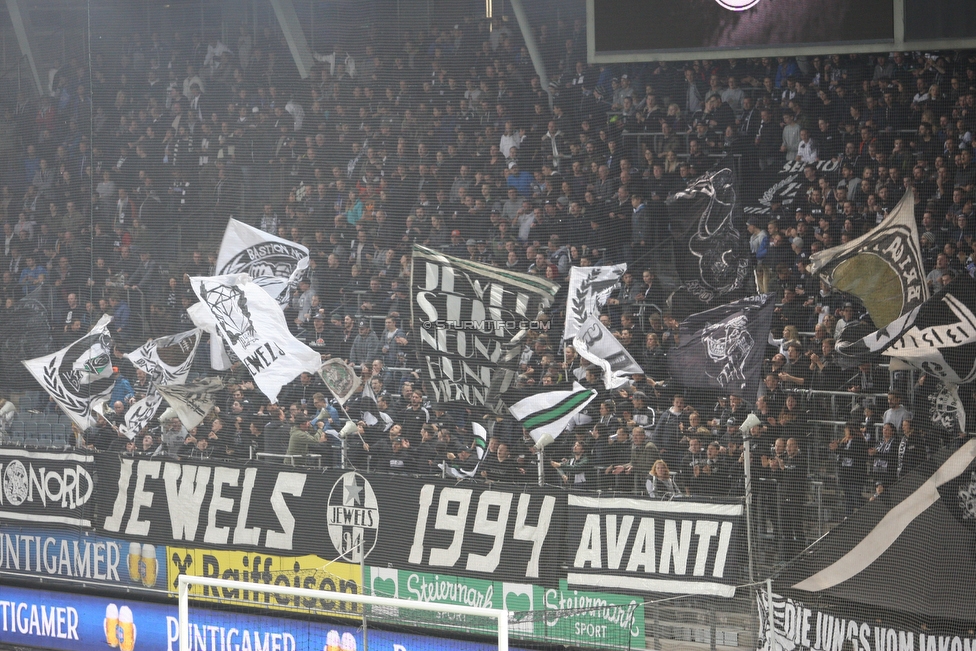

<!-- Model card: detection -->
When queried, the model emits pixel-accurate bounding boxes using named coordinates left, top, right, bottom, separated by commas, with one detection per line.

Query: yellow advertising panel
left=166, top=546, right=362, bottom=619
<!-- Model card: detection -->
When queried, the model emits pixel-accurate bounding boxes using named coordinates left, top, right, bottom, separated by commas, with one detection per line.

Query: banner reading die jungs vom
left=165, top=545, right=363, bottom=620
left=0, top=583, right=534, bottom=651
left=757, top=588, right=976, bottom=651
left=0, top=524, right=166, bottom=592
left=364, top=566, right=645, bottom=650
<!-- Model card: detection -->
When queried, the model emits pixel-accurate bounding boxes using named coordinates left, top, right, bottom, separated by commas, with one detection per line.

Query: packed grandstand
left=0, top=2, right=974, bottom=574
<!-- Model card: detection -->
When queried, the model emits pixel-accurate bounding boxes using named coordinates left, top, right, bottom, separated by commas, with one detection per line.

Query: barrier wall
left=0, top=447, right=751, bottom=649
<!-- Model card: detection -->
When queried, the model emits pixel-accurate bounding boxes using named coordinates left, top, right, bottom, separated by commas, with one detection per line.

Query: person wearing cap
left=506, top=160, right=533, bottom=196
left=349, top=318, right=380, bottom=367
left=285, top=417, right=328, bottom=459
left=303, top=313, right=330, bottom=350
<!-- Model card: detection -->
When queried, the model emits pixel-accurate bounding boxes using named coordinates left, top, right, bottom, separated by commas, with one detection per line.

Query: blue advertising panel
left=0, top=584, right=526, bottom=651
left=0, top=525, right=166, bottom=591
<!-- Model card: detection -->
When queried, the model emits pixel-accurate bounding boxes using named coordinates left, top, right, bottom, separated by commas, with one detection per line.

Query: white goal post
left=177, top=574, right=510, bottom=651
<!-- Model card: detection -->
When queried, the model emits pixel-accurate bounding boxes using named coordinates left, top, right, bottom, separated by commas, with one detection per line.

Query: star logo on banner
left=327, top=472, right=380, bottom=562
left=343, top=473, right=362, bottom=507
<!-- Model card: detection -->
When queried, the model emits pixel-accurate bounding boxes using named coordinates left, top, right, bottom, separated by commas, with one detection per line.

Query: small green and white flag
left=441, top=420, right=491, bottom=479
left=471, top=421, right=489, bottom=461
left=508, top=382, right=598, bottom=449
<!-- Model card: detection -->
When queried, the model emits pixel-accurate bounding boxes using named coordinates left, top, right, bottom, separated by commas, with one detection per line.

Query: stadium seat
left=50, top=423, right=69, bottom=446
left=35, top=423, right=53, bottom=446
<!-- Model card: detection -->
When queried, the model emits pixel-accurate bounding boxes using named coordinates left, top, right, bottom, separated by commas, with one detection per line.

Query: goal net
left=177, top=574, right=510, bottom=651
left=176, top=569, right=643, bottom=651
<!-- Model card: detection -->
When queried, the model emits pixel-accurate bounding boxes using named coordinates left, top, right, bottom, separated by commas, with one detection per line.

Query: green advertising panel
left=365, top=566, right=644, bottom=650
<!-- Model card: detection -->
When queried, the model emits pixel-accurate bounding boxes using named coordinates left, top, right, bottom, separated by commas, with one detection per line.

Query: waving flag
left=667, top=294, right=775, bottom=402
left=191, top=273, right=322, bottom=403
left=573, top=316, right=644, bottom=390
left=508, top=383, right=598, bottom=449
left=809, top=188, right=927, bottom=328
left=120, top=329, right=201, bottom=438
left=157, top=377, right=224, bottom=430
left=216, top=218, right=310, bottom=305
left=563, top=264, right=627, bottom=341
left=411, top=245, right=558, bottom=413
left=22, top=315, right=116, bottom=431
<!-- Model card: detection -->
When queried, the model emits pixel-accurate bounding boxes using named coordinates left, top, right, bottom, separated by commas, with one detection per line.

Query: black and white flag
left=563, top=264, right=627, bottom=341
left=928, top=381, right=966, bottom=435
left=23, top=314, right=115, bottom=430
left=216, top=218, right=310, bottom=305
left=659, top=168, right=751, bottom=315
left=508, top=382, right=599, bottom=449
left=187, top=301, right=233, bottom=371
left=156, top=377, right=224, bottom=430
left=120, top=329, right=202, bottom=438
left=885, top=275, right=976, bottom=385
left=22, top=314, right=116, bottom=431
left=411, top=245, right=558, bottom=413
left=808, top=188, right=927, bottom=329
left=191, top=273, right=323, bottom=403
left=667, top=294, right=775, bottom=401
left=573, top=316, right=644, bottom=389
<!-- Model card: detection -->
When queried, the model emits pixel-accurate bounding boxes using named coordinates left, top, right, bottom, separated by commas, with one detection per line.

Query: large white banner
left=562, top=264, right=627, bottom=341
left=215, top=218, right=310, bottom=305
left=22, top=314, right=116, bottom=431
left=120, top=329, right=201, bottom=438
left=573, top=316, right=644, bottom=389
left=187, top=301, right=232, bottom=371
left=190, top=273, right=322, bottom=403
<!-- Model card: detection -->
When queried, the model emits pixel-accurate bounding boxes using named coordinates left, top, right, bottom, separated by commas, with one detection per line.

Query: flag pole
left=322, top=388, right=369, bottom=469
left=742, top=429, right=756, bottom=585
left=537, top=449, right=545, bottom=487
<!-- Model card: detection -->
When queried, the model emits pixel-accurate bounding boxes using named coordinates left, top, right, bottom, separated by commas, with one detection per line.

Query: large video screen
left=593, top=0, right=893, bottom=55
left=590, top=0, right=976, bottom=62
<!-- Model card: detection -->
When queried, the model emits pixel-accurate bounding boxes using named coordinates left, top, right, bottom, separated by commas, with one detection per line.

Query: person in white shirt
left=499, top=121, right=524, bottom=160
left=882, top=392, right=912, bottom=430
left=796, top=128, right=819, bottom=164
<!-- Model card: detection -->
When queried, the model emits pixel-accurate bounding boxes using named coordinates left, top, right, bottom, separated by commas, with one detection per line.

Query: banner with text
left=0, top=584, right=529, bottom=651
left=0, top=524, right=166, bottom=592
left=757, top=588, right=976, bottom=651
left=0, top=447, right=96, bottom=529
left=166, top=545, right=362, bottom=619
left=364, top=566, right=645, bottom=649
left=564, top=494, right=746, bottom=598
left=91, top=453, right=746, bottom=598
left=410, top=244, right=558, bottom=413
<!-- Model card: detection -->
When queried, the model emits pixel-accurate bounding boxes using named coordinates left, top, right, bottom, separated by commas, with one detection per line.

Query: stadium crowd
left=1, top=11, right=975, bottom=537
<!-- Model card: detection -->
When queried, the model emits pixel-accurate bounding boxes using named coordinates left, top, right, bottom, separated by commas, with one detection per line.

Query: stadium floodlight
left=177, top=574, right=510, bottom=651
